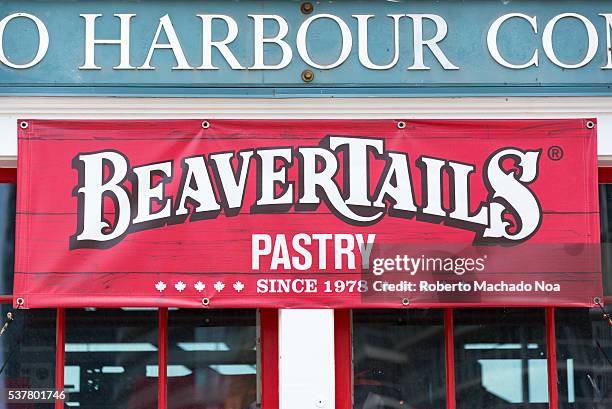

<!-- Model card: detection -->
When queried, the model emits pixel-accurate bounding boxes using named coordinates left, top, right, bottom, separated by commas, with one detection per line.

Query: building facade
left=0, top=1, right=611, bottom=409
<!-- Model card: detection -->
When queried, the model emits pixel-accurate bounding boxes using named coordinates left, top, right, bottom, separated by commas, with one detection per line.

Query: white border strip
left=1, top=96, right=611, bottom=166
left=0, top=96, right=611, bottom=115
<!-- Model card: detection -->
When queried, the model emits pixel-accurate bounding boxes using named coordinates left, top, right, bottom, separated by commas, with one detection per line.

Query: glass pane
left=64, top=308, right=158, bottom=409
left=0, top=307, right=55, bottom=409
left=0, top=183, right=15, bottom=294
left=555, top=307, right=612, bottom=409
left=454, top=308, right=547, bottom=409
left=599, top=185, right=612, bottom=297
left=167, top=309, right=258, bottom=409
left=352, top=309, right=446, bottom=409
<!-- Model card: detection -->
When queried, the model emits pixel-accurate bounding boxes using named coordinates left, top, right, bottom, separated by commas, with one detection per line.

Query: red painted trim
left=546, top=307, right=559, bottom=409
left=599, top=167, right=612, bottom=184
left=444, top=309, right=456, bottom=409
left=55, top=308, right=65, bottom=409
left=0, top=295, right=12, bottom=304
left=334, top=309, right=352, bottom=409
left=158, top=308, right=168, bottom=409
left=260, top=309, right=279, bottom=409
left=0, top=168, right=16, bottom=184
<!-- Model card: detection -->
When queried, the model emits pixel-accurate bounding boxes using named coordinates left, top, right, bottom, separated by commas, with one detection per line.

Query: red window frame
left=0, top=302, right=279, bottom=409
left=334, top=308, right=562, bottom=409
left=0, top=168, right=16, bottom=184
left=599, top=167, right=612, bottom=306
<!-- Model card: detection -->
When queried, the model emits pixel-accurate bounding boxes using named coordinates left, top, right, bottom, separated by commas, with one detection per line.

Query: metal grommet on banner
left=201, top=297, right=210, bottom=307
left=594, top=296, right=602, bottom=305
left=397, top=121, right=406, bottom=129
left=1, top=297, right=25, bottom=337
left=586, top=120, right=595, bottom=129
left=19, top=121, right=28, bottom=130
left=401, top=297, right=409, bottom=306
left=201, top=121, right=210, bottom=129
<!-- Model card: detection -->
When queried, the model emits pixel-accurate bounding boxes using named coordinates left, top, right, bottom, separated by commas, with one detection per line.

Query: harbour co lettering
left=71, top=136, right=542, bottom=248
left=2, top=12, right=612, bottom=71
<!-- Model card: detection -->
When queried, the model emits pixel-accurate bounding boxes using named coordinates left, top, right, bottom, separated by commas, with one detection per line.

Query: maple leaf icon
left=194, top=281, right=205, bottom=292
left=174, top=281, right=186, bottom=292
left=233, top=281, right=245, bottom=292
left=155, top=281, right=167, bottom=293
left=214, top=281, right=225, bottom=292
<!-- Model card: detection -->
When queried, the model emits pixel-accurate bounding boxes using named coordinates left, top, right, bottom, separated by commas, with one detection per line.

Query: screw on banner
left=594, top=297, right=612, bottom=326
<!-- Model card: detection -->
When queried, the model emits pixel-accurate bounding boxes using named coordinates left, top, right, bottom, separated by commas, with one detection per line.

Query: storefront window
left=0, top=306, right=55, bottom=408
left=352, top=309, right=446, bottom=409
left=64, top=308, right=158, bottom=409
left=454, top=308, right=548, bottom=409
left=0, top=183, right=15, bottom=295
left=599, top=184, right=612, bottom=296
left=167, top=309, right=258, bottom=409
left=555, top=307, right=612, bottom=409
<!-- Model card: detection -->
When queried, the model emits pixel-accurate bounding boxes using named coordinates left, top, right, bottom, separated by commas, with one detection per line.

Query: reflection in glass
left=0, top=307, right=55, bottom=409
left=167, top=309, right=257, bottom=409
left=352, top=309, right=446, bottom=409
left=0, top=183, right=15, bottom=294
left=555, top=307, right=612, bottom=409
left=64, top=309, right=158, bottom=409
left=454, top=308, right=547, bottom=409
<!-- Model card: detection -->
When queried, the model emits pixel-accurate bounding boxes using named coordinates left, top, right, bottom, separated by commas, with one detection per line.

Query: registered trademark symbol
left=547, top=146, right=564, bottom=161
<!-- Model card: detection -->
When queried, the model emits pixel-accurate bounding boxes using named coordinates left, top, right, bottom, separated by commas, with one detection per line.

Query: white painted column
left=0, top=115, right=17, bottom=166
left=279, top=309, right=335, bottom=409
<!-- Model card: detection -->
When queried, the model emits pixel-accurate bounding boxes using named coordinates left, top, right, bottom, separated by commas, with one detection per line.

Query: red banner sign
left=15, top=119, right=602, bottom=308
